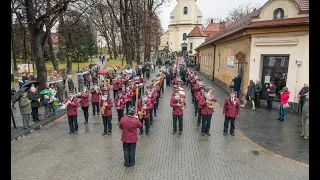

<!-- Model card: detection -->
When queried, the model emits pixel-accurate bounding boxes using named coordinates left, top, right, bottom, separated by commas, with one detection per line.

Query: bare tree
left=225, top=3, right=261, bottom=22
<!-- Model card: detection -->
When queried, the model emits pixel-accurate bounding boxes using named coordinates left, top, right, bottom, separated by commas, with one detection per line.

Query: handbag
left=283, top=103, right=290, bottom=109
left=268, top=93, right=276, bottom=97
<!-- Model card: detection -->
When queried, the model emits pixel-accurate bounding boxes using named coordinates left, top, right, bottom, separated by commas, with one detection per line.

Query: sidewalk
left=196, top=71, right=309, bottom=164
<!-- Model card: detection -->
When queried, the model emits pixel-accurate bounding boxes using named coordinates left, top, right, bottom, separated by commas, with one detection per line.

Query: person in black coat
left=165, top=70, right=171, bottom=86
left=67, top=75, right=75, bottom=92
left=232, top=74, right=242, bottom=98
left=298, top=83, right=309, bottom=114
left=28, top=86, right=40, bottom=122
left=11, top=85, right=16, bottom=109
left=240, top=80, right=256, bottom=111
left=254, top=79, right=262, bottom=108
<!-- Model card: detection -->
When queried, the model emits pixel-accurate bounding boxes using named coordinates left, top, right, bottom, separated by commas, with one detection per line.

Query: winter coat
left=100, top=98, right=113, bottom=116
left=247, top=83, right=256, bottom=99
left=255, top=83, right=262, bottom=95
left=266, top=84, right=276, bottom=100
left=280, top=91, right=290, bottom=105
left=19, top=96, right=32, bottom=115
left=119, top=116, right=143, bottom=143
left=43, top=98, right=50, bottom=107
left=170, top=97, right=183, bottom=116
left=232, top=76, right=242, bottom=91
left=18, top=81, right=24, bottom=89
left=68, top=79, right=74, bottom=91
left=90, top=88, right=101, bottom=102
left=223, top=97, right=240, bottom=117
left=28, top=91, right=40, bottom=107
left=78, top=92, right=90, bottom=107
left=298, top=87, right=309, bottom=100
left=198, top=95, right=217, bottom=115
left=64, top=97, right=79, bottom=116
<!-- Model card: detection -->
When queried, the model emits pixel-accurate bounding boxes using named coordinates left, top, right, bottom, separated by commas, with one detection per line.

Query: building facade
left=195, top=0, right=309, bottom=107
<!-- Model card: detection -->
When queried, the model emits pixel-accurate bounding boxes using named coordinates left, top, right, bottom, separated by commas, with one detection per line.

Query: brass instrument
left=206, top=87, right=216, bottom=108
left=138, top=102, right=147, bottom=119
left=178, top=91, right=186, bottom=109
left=101, top=96, right=108, bottom=114
left=104, top=79, right=110, bottom=85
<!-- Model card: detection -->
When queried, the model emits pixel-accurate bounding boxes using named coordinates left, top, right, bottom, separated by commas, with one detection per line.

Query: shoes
left=74, top=131, right=78, bottom=134
left=124, top=164, right=130, bottom=167
left=197, top=123, right=200, bottom=126
left=146, top=132, right=150, bottom=136
left=279, top=118, right=284, bottom=121
left=223, top=131, right=227, bottom=135
left=69, top=131, right=74, bottom=134
left=201, top=132, right=205, bottom=136
left=139, top=131, right=143, bottom=135
left=231, top=133, right=235, bottom=136
left=299, top=133, right=305, bottom=137
left=195, top=114, right=197, bottom=116
left=129, top=163, right=135, bottom=167
left=172, top=131, right=176, bottom=134
left=102, top=132, right=107, bottom=136
left=150, top=123, right=153, bottom=126
left=277, top=117, right=281, bottom=120
left=252, top=108, right=255, bottom=111
left=303, top=136, right=309, bottom=140
left=179, top=131, right=182, bottom=135
left=206, top=132, right=211, bottom=136
left=84, top=122, right=87, bottom=124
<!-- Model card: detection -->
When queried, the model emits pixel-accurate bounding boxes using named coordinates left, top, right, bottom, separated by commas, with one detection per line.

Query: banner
left=17, top=64, right=34, bottom=74
left=227, top=56, right=234, bottom=68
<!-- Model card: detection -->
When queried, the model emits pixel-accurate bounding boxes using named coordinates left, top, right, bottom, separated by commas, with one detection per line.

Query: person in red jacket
left=198, top=89, right=217, bottom=136
left=147, top=86, right=155, bottom=125
left=195, top=87, right=205, bottom=126
left=170, top=91, right=185, bottom=135
left=90, top=83, right=101, bottom=116
left=115, top=93, right=126, bottom=123
left=125, top=87, right=134, bottom=115
left=64, top=91, right=79, bottom=134
left=278, top=87, right=290, bottom=121
left=119, top=107, right=143, bottom=167
left=193, top=81, right=201, bottom=116
left=100, top=91, right=113, bottom=135
left=77, top=86, right=90, bottom=124
left=223, top=90, right=240, bottom=136
left=137, top=93, right=153, bottom=135
left=112, top=77, right=119, bottom=99
left=151, top=85, right=158, bottom=117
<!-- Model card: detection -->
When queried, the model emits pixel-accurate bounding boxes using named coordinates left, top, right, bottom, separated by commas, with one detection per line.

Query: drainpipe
left=212, top=44, right=215, bottom=81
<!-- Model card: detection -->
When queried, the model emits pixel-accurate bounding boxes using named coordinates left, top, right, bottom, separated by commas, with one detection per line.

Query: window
left=183, top=7, right=188, bottom=15
left=183, top=33, right=187, bottom=40
left=273, top=8, right=284, bottom=19
left=190, top=43, right=193, bottom=51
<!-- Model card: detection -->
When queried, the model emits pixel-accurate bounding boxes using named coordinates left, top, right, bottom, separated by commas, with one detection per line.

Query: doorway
left=261, top=55, right=289, bottom=101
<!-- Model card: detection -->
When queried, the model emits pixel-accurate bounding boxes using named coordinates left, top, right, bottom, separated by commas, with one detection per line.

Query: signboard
left=264, top=75, right=270, bottom=83
left=17, top=64, right=34, bottom=74
left=227, top=56, right=234, bottom=68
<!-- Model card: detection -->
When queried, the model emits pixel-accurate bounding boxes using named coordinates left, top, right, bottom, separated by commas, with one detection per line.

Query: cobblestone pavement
left=197, top=72, right=309, bottom=164
left=11, top=66, right=308, bottom=180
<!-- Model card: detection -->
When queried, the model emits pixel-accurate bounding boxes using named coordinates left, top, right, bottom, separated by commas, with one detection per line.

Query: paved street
left=11, top=66, right=308, bottom=180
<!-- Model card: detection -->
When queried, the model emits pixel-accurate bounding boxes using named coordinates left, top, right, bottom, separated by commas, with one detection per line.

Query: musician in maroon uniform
left=223, top=90, right=240, bottom=136
left=137, top=93, right=153, bottom=135
left=90, top=83, right=101, bottom=116
left=155, top=80, right=161, bottom=111
left=198, top=89, right=217, bottom=136
left=77, top=86, right=90, bottom=124
left=119, top=107, right=143, bottom=167
left=147, top=86, right=155, bottom=126
left=125, top=86, right=134, bottom=114
left=64, top=91, right=79, bottom=134
left=100, top=82, right=111, bottom=96
left=100, top=91, right=113, bottom=135
left=115, top=92, right=126, bottom=123
left=190, top=75, right=196, bottom=104
left=170, top=90, right=185, bottom=135
left=112, top=77, right=119, bottom=99
left=195, top=87, right=205, bottom=126
left=151, top=84, right=158, bottom=117
left=193, top=80, right=201, bottom=115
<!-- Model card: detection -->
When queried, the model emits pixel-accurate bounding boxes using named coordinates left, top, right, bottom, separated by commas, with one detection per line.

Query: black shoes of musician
left=195, top=113, right=197, bottom=116
left=197, top=122, right=200, bottom=126
left=201, top=132, right=205, bottom=136
left=179, top=131, right=182, bottom=135
left=279, top=117, right=284, bottom=121
left=124, top=163, right=130, bottom=167
left=84, top=121, right=88, bottom=125
left=108, top=132, right=112, bottom=135
left=102, top=132, right=107, bottom=136
left=172, top=131, right=176, bottom=134
left=146, top=132, right=150, bottom=136
left=206, top=132, right=211, bottom=136
left=69, top=131, right=74, bottom=134
left=223, top=131, right=227, bottom=136
left=74, top=131, right=78, bottom=134
left=154, top=115, right=157, bottom=117
left=231, top=133, right=235, bottom=136
left=139, top=131, right=143, bottom=135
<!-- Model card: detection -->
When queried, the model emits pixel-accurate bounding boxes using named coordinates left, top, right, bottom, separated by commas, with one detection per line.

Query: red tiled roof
left=187, top=26, right=207, bottom=37
left=248, top=17, right=309, bottom=28
left=204, top=23, right=221, bottom=32
left=295, top=0, right=309, bottom=11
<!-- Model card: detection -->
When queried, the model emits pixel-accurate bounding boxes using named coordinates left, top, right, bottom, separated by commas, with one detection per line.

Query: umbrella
left=22, top=81, right=39, bottom=88
left=40, top=89, right=53, bottom=95
left=11, top=86, right=30, bottom=105
left=89, top=64, right=98, bottom=69
left=98, top=69, right=108, bottom=74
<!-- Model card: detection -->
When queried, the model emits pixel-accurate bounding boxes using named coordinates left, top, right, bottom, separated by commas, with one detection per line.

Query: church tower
left=166, top=0, right=203, bottom=52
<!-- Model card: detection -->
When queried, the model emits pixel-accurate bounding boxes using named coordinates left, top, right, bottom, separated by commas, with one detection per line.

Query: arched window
left=183, top=7, right=188, bottom=15
left=183, top=33, right=187, bottom=40
left=273, top=8, right=284, bottom=19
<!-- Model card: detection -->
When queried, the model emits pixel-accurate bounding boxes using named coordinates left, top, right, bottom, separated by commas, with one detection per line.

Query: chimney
left=211, top=18, right=213, bottom=23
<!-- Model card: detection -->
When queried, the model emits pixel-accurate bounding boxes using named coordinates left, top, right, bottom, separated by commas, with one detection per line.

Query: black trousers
left=224, top=116, right=235, bottom=134
left=166, top=80, right=170, bottom=86
left=267, top=99, right=273, bottom=109
left=113, top=90, right=118, bottom=99
left=197, top=109, right=202, bottom=124
left=191, top=90, right=194, bottom=103
left=82, top=106, right=89, bottom=122
left=186, top=79, right=189, bottom=87
left=123, top=142, right=136, bottom=166
left=161, top=83, right=164, bottom=93
left=139, top=117, right=150, bottom=133
left=255, top=93, right=260, bottom=107
left=149, top=109, right=154, bottom=125
left=236, top=90, right=240, bottom=98
left=154, top=104, right=157, bottom=116
left=92, top=102, right=99, bottom=115
left=173, top=115, right=183, bottom=132
left=117, top=109, right=124, bottom=122
left=201, top=114, right=212, bottom=133
left=194, top=100, right=198, bottom=114
left=156, top=97, right=159, bottom=109
left=68, top=115, right=78, bottom=132
left=31, top=107, right=39, bottom=121
left=126, top=101, right=132, bottom=114
left=102, top=115, right=112, bottom=133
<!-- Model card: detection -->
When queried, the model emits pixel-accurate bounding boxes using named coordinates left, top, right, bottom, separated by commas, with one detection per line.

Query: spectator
left=254, top=79, right=262, bottom=108
left=300, top=92, right=309, bottom=140
left=232, top=74, right=242, bottom=98
left=298, top=83, right=309, bottom=114
left=240, top=80, right=256, bottom=111
left=18, top=77, right=24, bottom=89
left=266, top=81, right=276, bottom=111
left=52, top=95, right=59, bottom=115
left=28, top=87, right=40, bottom=122
left=43, top=95, right=51, bottom=116
left=278, top=87, right=290, bottom=121
left=11, top=85, right=16, bottom=109
left=19, top=91, right=32, bottom=129
left=67, top=75, right=75, bottom=92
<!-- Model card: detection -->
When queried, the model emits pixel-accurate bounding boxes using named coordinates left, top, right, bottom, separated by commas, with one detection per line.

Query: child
left=18, top=77, right=24, bottom=89
left=52, top=95, right=59, bottom=115
left=43, top=95, right=50, bottom=116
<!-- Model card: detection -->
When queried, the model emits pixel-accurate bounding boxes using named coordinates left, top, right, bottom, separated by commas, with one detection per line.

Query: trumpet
left=138, top=103, right=147, bottom=119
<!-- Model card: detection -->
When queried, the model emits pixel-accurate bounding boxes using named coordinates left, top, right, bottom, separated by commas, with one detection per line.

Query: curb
left=11, top=112, right=67, bottom=141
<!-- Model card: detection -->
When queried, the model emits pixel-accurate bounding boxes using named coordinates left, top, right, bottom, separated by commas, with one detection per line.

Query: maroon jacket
left=223, top=97, right=240, bottom=117
left=195, top=92, right=203, bottom=108
left=64, top=97, right=79, bottom=116
left=112, top=80, right=119, bottom=90
left=100, top=98, right=113, bottom=116
left=137, top=99, right=152, bottom=118
left=151, top=91, right=157, bottom=105
left=194, top=84, right=200, bottom=93
left=198, top=95, right=217, bottom=115
left=119, top=116, right=143, bottom=143
left=90, top=88, right=101, bottom=102
left=170, top=97, right=183, bottom=116
left=266, top=84, right=277, bottom=100
left=78, top=92, right=90, bottom=107
left=114, top=95, right=126, bottom=110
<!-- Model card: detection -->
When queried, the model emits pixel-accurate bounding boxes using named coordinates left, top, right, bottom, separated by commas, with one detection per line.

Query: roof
left=188, top=26, right=207, bottom=37
left=248, top=17, right=309, bottom=28
left=295, top=0, right=309, bottom=11
left=204, top=23, right=221, bottom=32
left=198, top=9, right=261, bottom=48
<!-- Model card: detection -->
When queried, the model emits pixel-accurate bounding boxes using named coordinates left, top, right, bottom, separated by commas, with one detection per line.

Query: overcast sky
left=158, top=0, right=268, bottom=31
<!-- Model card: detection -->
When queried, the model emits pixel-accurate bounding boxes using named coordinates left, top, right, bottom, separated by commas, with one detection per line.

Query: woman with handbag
left=278, top=87, right=290, bottom=121
left=240, top=80, right=256, bottom=111
left=266, top=81, right=276, bottom=111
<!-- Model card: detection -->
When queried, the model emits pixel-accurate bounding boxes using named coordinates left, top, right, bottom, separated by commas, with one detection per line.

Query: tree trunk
left=110, top=19, right=117, bottom=59
left=106, top=36, right=113, bottom=59
left=11, top=15, right=17, bottom=70
left=47, top=30, right=59, bottom=71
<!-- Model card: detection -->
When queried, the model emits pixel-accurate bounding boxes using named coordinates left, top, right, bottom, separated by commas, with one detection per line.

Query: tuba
left=178, top=91, right=186, bottom=109
left=124, top=65, right=132, bottom=76
left=104, top=78, right=110, bottom=85
left=101, top=96, right=108, bottom=114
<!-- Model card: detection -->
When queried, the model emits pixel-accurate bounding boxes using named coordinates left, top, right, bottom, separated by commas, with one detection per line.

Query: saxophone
left=101, top=97, right=107, bottom=114
left=138, top=102, right=146, bottom=119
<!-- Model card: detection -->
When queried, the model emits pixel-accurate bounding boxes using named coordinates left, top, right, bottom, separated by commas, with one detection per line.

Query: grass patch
left=103, top=57, right=137, bottom=70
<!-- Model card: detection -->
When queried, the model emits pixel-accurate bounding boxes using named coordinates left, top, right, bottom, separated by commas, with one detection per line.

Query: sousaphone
left=124, top=65, right=133, bottom=76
